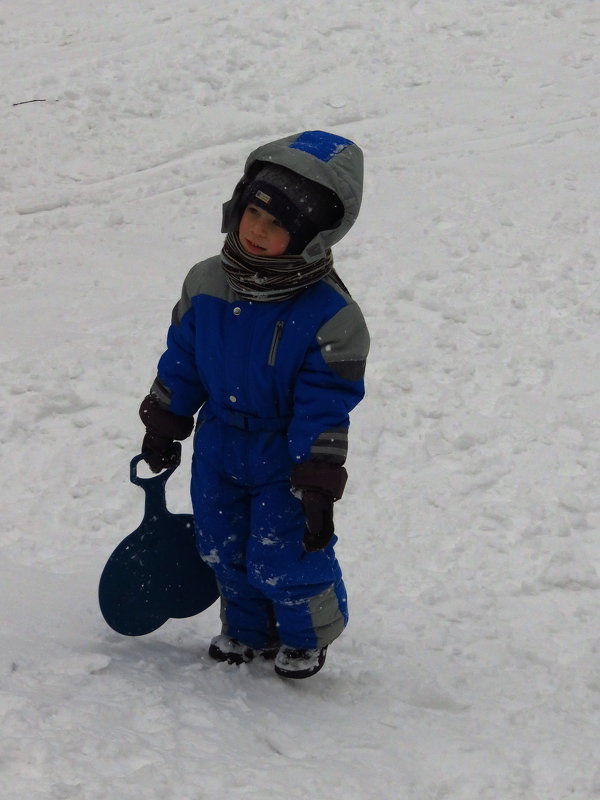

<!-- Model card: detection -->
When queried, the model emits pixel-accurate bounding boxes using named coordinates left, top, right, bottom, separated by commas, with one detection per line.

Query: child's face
left=238, top=204, right=291, bottom=257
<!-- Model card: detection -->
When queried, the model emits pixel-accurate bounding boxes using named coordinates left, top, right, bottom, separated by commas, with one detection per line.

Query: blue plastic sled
left=98, top=454, right=219, bottom=636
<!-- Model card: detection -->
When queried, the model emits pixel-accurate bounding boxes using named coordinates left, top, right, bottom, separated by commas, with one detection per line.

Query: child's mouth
left=243, top=238, right=266, bottom=254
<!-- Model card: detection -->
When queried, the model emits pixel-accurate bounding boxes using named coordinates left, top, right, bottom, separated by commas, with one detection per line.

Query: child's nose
left=251, top=217, right=267, bottom=236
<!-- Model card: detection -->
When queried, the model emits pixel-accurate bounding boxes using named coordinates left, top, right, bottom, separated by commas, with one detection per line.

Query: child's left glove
left=291, top=462, right=348, bottom=552
left=139, top=394, right=194, bottom=473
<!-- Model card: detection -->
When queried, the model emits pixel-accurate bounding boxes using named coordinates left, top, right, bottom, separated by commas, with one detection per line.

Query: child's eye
left=272, top=218, right=284, bottom=228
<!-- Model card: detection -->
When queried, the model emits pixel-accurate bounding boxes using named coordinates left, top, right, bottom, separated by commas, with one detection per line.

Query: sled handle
left=130, top=453, right=178, bottom=488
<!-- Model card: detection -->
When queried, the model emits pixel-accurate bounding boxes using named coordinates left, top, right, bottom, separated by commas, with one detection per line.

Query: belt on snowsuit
left=205, top=400, right=290, bottom=433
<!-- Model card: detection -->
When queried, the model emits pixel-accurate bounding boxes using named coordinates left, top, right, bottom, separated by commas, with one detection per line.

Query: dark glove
left=291, top=462, right=348, bottom=552
left=139, top=394, right=194, bottom=473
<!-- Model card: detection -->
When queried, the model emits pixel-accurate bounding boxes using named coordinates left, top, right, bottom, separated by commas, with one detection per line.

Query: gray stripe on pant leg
left=217, top=584, right=230, bottom=635
left=308, top=585, right=346, bottom=648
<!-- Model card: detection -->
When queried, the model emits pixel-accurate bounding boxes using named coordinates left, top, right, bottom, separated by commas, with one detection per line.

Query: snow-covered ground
left=1, top=1, right=599, bottom=797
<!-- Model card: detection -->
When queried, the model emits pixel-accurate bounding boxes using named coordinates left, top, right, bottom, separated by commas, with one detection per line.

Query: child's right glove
left=291, top=462, right=348, bottom=552
left=139, top=394, right=194, bottom=473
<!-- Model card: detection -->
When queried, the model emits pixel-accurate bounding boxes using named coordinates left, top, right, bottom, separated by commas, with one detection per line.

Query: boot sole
left=209, top=643, right=280, bottom=665
left=274, top=649, right=327, bottom=679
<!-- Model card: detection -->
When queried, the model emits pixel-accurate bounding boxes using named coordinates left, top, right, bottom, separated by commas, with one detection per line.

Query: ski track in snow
left=1, top=1, right=599, bottom=798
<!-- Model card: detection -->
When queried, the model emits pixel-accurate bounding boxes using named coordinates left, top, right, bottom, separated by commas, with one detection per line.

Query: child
left=139, top=130, right=369, bottom=679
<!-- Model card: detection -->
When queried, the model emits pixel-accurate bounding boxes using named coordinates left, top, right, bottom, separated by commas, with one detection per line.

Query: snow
left=1, top=1, right=599, bottom=797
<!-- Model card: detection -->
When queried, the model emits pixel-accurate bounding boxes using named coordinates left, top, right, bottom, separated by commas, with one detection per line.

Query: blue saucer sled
left=99, top=454, right=219, bottom=636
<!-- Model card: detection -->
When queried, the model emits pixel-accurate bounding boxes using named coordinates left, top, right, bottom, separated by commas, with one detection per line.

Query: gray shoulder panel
left=172, top=256, right=233, bottom=324
left=316, top=301, right=370, bottom=381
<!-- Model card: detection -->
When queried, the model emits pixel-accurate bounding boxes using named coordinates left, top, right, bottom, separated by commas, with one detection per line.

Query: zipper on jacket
left=268, top=321, right=284, bottom=366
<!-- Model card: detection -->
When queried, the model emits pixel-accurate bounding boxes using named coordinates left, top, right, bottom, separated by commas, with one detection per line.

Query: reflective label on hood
left=289, top=130, right=353, bottom=163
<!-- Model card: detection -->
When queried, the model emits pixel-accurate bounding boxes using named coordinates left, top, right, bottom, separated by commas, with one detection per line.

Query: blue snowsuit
left=150, top=132, right=369, bottom=650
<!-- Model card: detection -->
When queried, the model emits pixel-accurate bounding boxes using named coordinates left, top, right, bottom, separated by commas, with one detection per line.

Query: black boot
left=209, top=635, right=280, bottom=665
left=274, top=645, right=327, bottom=679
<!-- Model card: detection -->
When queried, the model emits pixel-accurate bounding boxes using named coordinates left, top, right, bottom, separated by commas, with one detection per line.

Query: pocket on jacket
left=267, top=321, right=285, bottom=366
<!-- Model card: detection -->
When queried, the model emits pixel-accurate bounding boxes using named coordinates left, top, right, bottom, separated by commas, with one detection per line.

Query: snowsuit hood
left=222, top=130, right=364, bottom=262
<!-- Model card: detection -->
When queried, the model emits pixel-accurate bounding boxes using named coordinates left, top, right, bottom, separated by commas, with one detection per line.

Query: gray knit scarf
left=221, top=232, right=334, bottom=302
